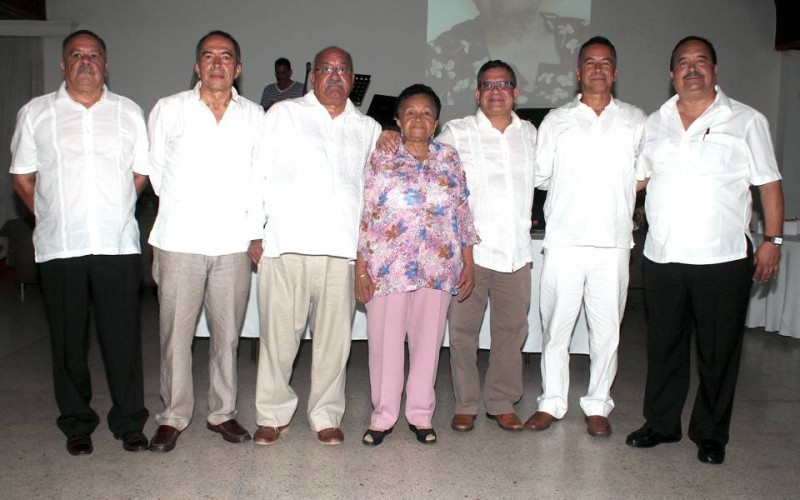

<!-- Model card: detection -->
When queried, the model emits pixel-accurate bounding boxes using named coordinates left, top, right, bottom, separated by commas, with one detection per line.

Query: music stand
left=366, top=94, right=398, bottom=130
left=349, top=74, right=371, bottom=106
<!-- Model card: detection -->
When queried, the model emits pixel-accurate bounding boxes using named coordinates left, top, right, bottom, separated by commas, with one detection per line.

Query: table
left=197, top=235, right=591, bottom=354
left=746, top=235, right=800, bottom=339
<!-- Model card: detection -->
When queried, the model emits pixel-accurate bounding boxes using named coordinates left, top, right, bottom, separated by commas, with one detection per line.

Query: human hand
left=376, top=130, right=401, bottom=152
left=455, top=263, right=475, bottom=302
left=247, top=239, right=264, bottom=265
left=752, top=241, right=780, bottom=283
left=355, top=271, right=375, bottom=303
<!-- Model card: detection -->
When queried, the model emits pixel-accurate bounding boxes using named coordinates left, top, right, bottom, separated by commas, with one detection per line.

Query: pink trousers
left=365, top=288, right=451, bottom=430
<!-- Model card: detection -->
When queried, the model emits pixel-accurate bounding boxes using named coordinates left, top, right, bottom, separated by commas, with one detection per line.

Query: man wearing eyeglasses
left=442, top=60, right=537, bottom=433
left=374, top=60, right=536, bottom=433
left=523, top=37, right=646, bottom=437
left=248, top=46, right=381, bottom=446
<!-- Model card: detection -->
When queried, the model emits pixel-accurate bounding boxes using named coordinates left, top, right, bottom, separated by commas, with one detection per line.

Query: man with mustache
left=627, top=36, right=784, bottom=465
left=248, top=46, right=381, bottom=445
left=524, top=36, right=645, bottom=437
left=10, top=30, right=150, bottom=455
left=147, top=30, right=263, bottom=452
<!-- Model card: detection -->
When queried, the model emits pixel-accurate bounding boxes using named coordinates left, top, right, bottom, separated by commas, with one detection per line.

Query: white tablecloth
left=196, top=235, right=590, bottom=354
left=746, top=235, right=800, bottom=339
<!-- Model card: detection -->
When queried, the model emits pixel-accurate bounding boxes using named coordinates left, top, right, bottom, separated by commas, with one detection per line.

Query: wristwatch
left=765, top=235, right=783, bottom=246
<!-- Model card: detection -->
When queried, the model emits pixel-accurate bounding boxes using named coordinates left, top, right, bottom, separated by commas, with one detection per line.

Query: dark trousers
left=40, top=254, right=149, bottom=438
left=641, top=247, right=753, bottom=445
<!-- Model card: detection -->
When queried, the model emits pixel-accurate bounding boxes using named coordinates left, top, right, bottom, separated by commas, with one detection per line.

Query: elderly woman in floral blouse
left=355, top=84, right=479, bottom=446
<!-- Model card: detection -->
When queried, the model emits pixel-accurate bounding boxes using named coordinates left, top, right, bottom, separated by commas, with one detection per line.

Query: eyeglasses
left=315, top=66, right=352, bottom=76
left=477, top=80, right=514, bottom=91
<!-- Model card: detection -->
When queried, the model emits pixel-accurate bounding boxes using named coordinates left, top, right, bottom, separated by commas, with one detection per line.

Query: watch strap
left=765, top=235, right=783, bottom=246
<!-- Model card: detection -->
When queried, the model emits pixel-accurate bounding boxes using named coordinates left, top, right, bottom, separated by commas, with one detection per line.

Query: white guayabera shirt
left=10, top=83, right=150, bottom=263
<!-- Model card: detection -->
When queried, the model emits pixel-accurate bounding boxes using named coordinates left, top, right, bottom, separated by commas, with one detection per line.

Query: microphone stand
left=302, top=62, right=311, bottom=94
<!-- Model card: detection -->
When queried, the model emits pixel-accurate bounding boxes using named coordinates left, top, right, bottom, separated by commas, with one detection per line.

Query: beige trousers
left=153, top=249, right=251, bottom=430
left=255, top=254, right=354, bottom=432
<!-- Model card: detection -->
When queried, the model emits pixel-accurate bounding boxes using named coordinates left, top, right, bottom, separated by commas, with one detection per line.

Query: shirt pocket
left=698, top=133, right=736, bottom=171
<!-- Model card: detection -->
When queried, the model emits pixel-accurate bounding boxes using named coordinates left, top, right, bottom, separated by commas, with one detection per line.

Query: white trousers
left=537, top=246, right=629, bottom=418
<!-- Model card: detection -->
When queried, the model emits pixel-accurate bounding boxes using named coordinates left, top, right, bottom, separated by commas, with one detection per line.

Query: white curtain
left=1, top=36, right=43, bottom=229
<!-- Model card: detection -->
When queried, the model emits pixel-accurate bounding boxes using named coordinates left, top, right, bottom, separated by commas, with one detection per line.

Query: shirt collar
left=397, top=137, right=436, bottom=156
left=475, top=108, right=520, bottom=131
left=569, top=93, right=619, bottom=114
left=306, top=91, right=355, bottom=117
left=709, top=85, right=730, bottom=112
left=56, top=82, right=110, bottom=105
left=191, top=82, right=241, bottom=104
left=663, top=85, right=730, bottom=120
left=396, top=138, right=441, bottom=166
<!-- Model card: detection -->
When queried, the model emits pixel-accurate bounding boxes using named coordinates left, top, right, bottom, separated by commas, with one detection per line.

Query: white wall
left=44, top=0, right=428, bottom=116
left=38, top=0, right=793, bottom=207
left=43, top=0, right=780, bottom=117
left=597, top=0, right=779, bottom=123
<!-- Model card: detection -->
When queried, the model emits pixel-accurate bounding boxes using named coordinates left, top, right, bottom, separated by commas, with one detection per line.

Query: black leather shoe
left=118, top=431, right=149, bottom=452
left=697, top=440, right=725, bottom=464
left=625, top=426, right=681, bottom=448
left=66, top=434, right=93, bottom=456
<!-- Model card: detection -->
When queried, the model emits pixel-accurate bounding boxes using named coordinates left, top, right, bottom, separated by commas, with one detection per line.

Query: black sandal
left=408, top=424, right=437, bottom=444
left=362, top=427, right=393, bottom=446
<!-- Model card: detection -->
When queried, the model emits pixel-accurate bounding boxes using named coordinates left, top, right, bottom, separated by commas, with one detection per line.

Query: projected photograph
left=426, top=0, right=591, bottom=107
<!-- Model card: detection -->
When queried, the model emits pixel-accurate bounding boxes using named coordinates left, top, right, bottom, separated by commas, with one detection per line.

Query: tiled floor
left=1, top=280, right=799, bottom=499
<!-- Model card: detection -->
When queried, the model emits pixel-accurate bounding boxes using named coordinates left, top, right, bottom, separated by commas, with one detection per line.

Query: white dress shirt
left=636, top=86, right=782, bottom=265
left=10, top=83, right=149, bottom=263
left=534, top=95, right=646, bottom=249
left=438, top=110, right=537, bottom=272
left=250, top=92, right=381, bottom=259
left=148, top=83, right=264, bottom=256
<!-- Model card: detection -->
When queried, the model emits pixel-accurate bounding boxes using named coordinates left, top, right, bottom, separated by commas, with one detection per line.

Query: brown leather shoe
left=523, top=411, right=557, bottom=431
left=318, top=427, right=344, bottom=445
left=253, top=425, right=288, bottom=446
left=487, top=412, right=524, bottom=431
left=451, top=414, right=476, bottom=432
left=586, top=415, right=612, bottom=437
left=317, top=427, right=344, bottom=446
left=207, top=419, right=251, bottom=443
left=150, top=425, right=181, bottom=452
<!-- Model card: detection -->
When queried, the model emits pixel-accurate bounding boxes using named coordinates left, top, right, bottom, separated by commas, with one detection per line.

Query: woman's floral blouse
left=358, top=139, right=479, bottom=298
